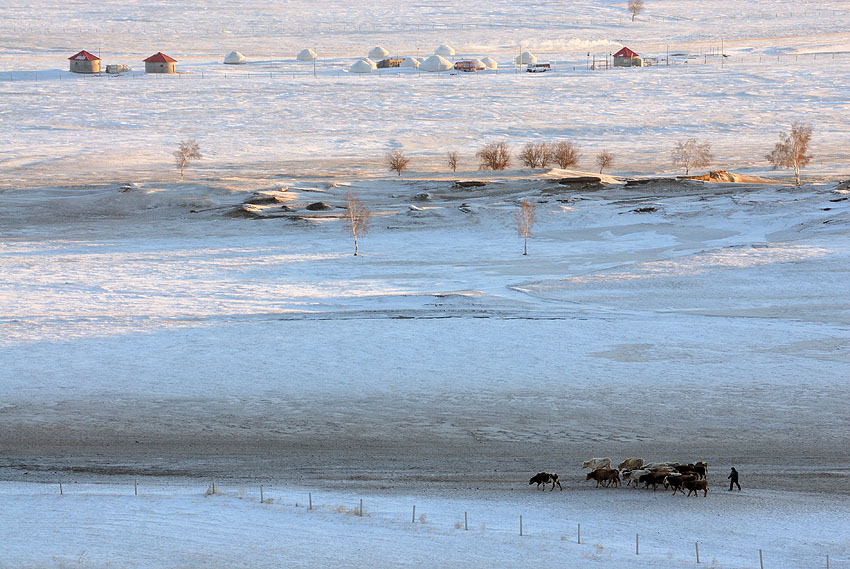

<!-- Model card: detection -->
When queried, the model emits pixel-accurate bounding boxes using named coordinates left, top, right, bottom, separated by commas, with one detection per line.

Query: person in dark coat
left=728, top=467, right=741, bottom=491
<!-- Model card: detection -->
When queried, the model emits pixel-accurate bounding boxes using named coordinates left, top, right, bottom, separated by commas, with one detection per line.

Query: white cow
left=582, top=457, right=612, bottom=470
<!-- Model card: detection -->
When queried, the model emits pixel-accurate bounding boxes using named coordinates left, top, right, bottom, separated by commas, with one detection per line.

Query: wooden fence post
left=59, top=482, right=63, bottom=495
left=577, top=523, right=581, bottom=544
left=464, top=511, right=468, bottom=531
left=412, top=505, right=416, bottom=523
left=134, top=479, right=137, bottom=496
left=519, top=515, right=523, bottom=536
left=696, top=542, right=700, bottom=563
left=359, top=498, right=363, bottom=517
left=309, top=492, right=312, bottom=510
left=636, top=533, right=639, bottom=555
left=759, top=549, right=764, bottom=569
left=260, top=485, right=263, bottom=503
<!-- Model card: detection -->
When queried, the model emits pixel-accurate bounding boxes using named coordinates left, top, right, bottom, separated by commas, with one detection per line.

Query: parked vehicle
left=454, top=59, right=484, bottom=72
left=526, top=62, right=552, bottom=73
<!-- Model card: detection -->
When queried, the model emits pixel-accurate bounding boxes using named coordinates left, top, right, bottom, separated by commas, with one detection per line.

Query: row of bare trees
left=176, top=122, right=814, bottom=185
left=387, top=142, right=612, bottom=175
left=383, top=123, right=813, bottom=183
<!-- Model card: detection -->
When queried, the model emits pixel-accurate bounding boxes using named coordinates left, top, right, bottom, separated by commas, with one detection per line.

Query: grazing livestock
left=674, top=463, right=708, bottom=480
left=529, top=472, right=563, bottom=491
left=586, top=468, right=620, bottom=488
left=684, top=478, right=709, bottom=497
left=644, top=462, right=678, bottom=472
left=624, top=468, right=651, bottom=487
left=638, top=470, right=670, bottom=490
left=665, top=474, right=698, bottom=495
left=582, top=457, right=612, bottom=470
left=618, top=458, right=645, bottom=471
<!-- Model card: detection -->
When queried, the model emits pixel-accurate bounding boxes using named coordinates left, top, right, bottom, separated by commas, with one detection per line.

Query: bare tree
left=552, top=140, right=581, bottom=169
left=595, top=150, right=614, bottom=174
left=515, top=198, right=537, bottom=256
left=174, top=139, right=201, bottom=179
left=477, top=141, right=511, bottom=170
left=518, top=142, right=554, bottom=169
left=345, top=191, right=371, bottom=256
left=765, top=121, right=813, bottom=185
left=446, top=150, right=459, bottom=172
left=385, top=149, right=410, bottom=176
left=628, top=0, right=644, bottom=21
left=671, top=139, right=713, bottom=175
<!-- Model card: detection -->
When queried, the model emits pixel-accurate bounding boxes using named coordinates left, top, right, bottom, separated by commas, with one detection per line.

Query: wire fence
left=1, top=479, right=843, bottom=568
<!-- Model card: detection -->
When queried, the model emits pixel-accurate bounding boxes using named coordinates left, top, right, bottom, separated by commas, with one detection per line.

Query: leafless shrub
left=446, top=150, right=459, bottom=172
left=385, top=149, right=410, bottom=176
left=515, top=198, right=537, bottom=256
left=174, top=139, right=201, bottom=179
left=595, top=150, right=614, bottom=174
left=477, top=141, right=511, bottom=170
left=628, top=0, right=644, bottom=21
left=519, top=142, right=554, bottom=169
left=344, top=191, right=371, bottom=256
left=766, top=121, right=813, bottom=185
left=671, top=138, right=713, bottom=175
left=552, top=140, right=581, bottom=169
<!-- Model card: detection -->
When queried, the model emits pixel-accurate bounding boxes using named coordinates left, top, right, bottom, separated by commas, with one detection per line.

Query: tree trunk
left=523, top=236, right=528, bottom=256
left=353, top=229, right=359, bottom=256
left=793, top=162, right=801, bottom=185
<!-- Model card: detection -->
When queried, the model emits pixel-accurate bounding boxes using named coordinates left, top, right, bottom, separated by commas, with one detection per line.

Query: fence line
left=1, top=479, right=843, bottom=568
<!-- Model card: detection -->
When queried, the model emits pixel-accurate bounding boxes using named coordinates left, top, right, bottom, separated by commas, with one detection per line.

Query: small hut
left=515, top=51, right=537, bottom=64
left=400, top=56, right=420, bottom=69
left=435, top=44, right=455, bottom=57
left=613, top=47, right=644, bottom=67
left=349, top=58, right=376, bottom=73
left=144, top=52, right=177, bottom=74
left=68, top=50, right=100, bottom=74
left=420, top=54, right=452, bottom=72
left=368, top=46, right=390, bottom=59
left=297, top=48, right=317, bottom=61
left=224, top=51, right=246, bottom=65
left=481, top=57, right=498, bottom=70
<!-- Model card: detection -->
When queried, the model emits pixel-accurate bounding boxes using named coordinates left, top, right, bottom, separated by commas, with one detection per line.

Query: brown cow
left=586, top=468, right=620, bottom=488
left=666, top=474, right=698, bottom=495
left=684, top=478, right=709, bottom=497
left=529, top=472, right=563, bottom=491
left=638, top=470, right=670, bottom=490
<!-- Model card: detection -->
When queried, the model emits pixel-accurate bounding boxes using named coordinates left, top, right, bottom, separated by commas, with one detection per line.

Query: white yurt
left=297, top=48, right=317, bottom=61
left=420, top=54, right=452, bottom=72
left=481, top=56, right=498, bottom=70
left=224, top=51, right=246, bottom=64
left=349, top=58, right=376, bottom=73
left=400, top=56, right=420, bottom=68
left=516, top=51, right=537, bottom=64
left=368, top=46, right=390, bottom=59
left=472, top=58, right=486, bottom=71
left=435, top=44, right=456, bottom=57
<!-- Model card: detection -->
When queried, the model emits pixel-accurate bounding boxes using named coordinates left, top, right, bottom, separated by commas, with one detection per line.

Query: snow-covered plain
left=1, top=1, right=849, bottom=568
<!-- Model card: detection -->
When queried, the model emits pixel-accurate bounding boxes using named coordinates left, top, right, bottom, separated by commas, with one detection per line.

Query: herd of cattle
left=530, top=458, right=711, bottom=497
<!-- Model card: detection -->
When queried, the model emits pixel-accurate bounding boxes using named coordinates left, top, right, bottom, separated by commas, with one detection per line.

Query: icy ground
left=1, top=176, right=848, bottom=568
left=1, top=0, right=850, bottom=567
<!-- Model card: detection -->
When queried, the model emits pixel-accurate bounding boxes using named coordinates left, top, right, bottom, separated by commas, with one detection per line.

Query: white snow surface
left=1, top=1, right=850, bottom=568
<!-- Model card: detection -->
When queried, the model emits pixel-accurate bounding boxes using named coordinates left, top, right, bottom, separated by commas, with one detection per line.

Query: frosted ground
left=1, top=1, right=849, bottom=568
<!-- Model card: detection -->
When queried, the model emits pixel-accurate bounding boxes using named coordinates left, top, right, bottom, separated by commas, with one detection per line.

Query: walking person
left=728, top=467, right=741, bottom=491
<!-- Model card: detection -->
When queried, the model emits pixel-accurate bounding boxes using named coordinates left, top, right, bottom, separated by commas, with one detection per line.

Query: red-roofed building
left=68, top=50, right=100, bottom=73
left=613, top=46, right=644, bottom=67
left=144, top=52, right=177, bottom=74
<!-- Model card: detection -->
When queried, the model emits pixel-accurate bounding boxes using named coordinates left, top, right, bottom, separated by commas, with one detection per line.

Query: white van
left=526, top=62, right=552, bottom=73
